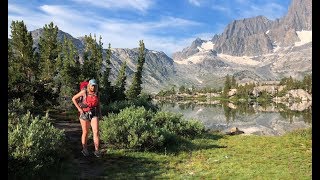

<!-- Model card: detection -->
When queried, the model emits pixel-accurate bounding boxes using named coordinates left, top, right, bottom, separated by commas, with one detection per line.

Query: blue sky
left=8, top=0, right=291, bottom=57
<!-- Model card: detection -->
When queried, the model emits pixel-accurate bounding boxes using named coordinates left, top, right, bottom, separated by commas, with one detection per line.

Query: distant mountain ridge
left=173, top=0, right=311, bottom=58
left=23, top=0, right=311, bottom=93
left=172, top=0, right=311, bottom=89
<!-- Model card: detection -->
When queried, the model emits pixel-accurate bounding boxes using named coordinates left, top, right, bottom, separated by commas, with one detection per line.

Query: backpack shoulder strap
left=79, top=89, right=87, bottom=101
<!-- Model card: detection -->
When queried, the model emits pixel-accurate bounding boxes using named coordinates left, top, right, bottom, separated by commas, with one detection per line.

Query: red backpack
left=82, top=93, right=99, bottom=112
left=77, top=81, right=89, bottom=107
left=80, top=81, right=89, bottom=91
left=78, top=80, right=99, bottom=112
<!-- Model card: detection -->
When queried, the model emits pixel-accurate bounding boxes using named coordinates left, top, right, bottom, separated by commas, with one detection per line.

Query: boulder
left=225, top=127, right=244, bottom=135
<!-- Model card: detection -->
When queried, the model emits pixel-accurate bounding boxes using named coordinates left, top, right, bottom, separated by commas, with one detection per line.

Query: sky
left=8, top=0, right=291, bottom=57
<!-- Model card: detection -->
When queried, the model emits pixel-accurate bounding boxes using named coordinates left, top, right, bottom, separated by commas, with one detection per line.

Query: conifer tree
left=114, top=61, right=127, bottom=101
left=82, top=34, right=103, bottom=81
left=126, top=40, right=146, bottom=100
left=302, top=74, right=312, bottom=93
left=231, top=75, right=237, bottom=88
left=179, top=85, right=186, bottom=94
left=35, top=22, right=62, bottom=108
left=223, top=74, right=231, bottom=97
left=100, top=43, right=113, bottom=104
left=96, top=35, right=104, bottom=81
left=56, top=36, right=81, bottom=108
left=8, top=20, right=38, bottom=105
left=38, top=22, right=59, bottom=85
left=286, top=76, right=294, bottom=90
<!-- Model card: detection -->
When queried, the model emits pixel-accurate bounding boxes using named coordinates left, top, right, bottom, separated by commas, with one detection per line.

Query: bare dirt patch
left=53, top=120, right=107, bottom=178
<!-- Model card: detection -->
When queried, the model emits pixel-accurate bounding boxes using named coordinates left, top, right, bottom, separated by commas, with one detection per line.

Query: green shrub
left=100, top=106, right=165, bottom=150
left=8, top=111, right=68, bottom=178
left=100, top=106, right=206, bottom=151
left=8, top=98, right=30, bottom=115
left=152, top=111, right=206, bottom=138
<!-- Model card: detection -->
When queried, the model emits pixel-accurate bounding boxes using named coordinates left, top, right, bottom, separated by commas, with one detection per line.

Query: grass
left=60, top=127, right=312, bottom=179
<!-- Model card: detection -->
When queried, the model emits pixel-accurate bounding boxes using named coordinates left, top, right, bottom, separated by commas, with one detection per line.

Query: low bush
left=8, top=99, right=68, bottom=178
left=100, top=106, right=206, bottom=151
left=153, top=111, right=206, bottom=138
left=100, top=106, right=165, bottom=150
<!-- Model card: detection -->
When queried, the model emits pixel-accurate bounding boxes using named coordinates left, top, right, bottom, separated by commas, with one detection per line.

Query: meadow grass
left=86, top=127, right=312, bottom=179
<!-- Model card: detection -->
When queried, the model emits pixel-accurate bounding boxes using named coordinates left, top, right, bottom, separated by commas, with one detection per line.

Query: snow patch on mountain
left=294, top=30, right=312, bottom=46
left=218, top=54, right=260, bottom=66
left=174, top=54, right=206, bottom=64
left=195, top=77, right=203, bottom=83
left=197, top=41, right=214, bottom=51
left=272, top=41, right=281, bottom=52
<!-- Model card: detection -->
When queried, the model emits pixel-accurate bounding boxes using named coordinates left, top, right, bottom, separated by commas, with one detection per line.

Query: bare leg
left=91, top=117, right=100, bottom=151
left=80, top=118, right=90, bottom=150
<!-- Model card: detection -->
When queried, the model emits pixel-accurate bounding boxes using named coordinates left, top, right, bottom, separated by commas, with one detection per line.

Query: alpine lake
left=154, top=99, right=312, bottom=136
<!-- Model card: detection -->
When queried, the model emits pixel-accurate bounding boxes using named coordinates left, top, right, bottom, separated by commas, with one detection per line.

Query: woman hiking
left=72, top=79, right=102, bottom=157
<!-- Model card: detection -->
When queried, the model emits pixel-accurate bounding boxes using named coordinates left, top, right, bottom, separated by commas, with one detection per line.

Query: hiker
left=72, top=79, right=102, bottom=157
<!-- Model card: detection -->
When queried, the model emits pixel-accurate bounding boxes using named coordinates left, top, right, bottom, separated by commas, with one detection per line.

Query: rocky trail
left=52, top=119, right=107, bottom=179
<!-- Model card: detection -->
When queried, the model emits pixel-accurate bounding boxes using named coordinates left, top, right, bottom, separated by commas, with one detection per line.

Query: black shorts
left=79, top=108, right=98, bottom=121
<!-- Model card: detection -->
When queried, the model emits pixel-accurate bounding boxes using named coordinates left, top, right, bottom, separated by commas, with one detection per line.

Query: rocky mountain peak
left=220, top=15, right=273, bottom=40
left=191, top=38, right=204, bottom=47
left=281, top=0, right=312, bottom=31
left=171, top=0, right=311, bottom=90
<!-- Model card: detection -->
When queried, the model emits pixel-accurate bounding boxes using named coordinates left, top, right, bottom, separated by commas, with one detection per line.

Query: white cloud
left=188, top=0, right=201, bottom=7
left=95, top=17, right=202, bottom=56
left=211, top=5, right=228, bottom=12
left=8, top=3, right=203, bottom=57
left=8, top=4, right=53, bottom=36
left=8, top=4, right=26, bottom=14
left=154, top=16, right=202, bottom=28
left=211, top=1, right=288, bottom=21
left=71, top=0, right=154, bottom=12
left=240, top=3, right=287, bottom=20
left=39, top=5, right=92, bottom=22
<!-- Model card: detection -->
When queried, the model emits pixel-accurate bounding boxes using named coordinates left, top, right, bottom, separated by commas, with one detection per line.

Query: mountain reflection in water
left=156, top=100, right=312, bottom=136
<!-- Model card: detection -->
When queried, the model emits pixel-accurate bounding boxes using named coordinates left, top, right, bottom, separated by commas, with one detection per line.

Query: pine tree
left=223, top=74, right=231, bottom=97
left=286, top=76, right=294, bottom=90
left=38, top=22, right=59, bottom=85
left=100, top=43, right=113, bottom=105
left=97, top=36, right=104, bottom=81
left=57, top=36, right=81, bottom=108
left=8, top=20, right=38, bottom=105
left=114, top=61, right=127, bottom=101
left=231, top=76, right=237, bottom=88
left=34, top=22, right=62, bottom=108
left=302, top=74, right=312, bottom=93
left=126, top=40, right=146, bottom=100
left=179, top=85, right=186, bottom=94
left=82, top=34, right=103, bottom=80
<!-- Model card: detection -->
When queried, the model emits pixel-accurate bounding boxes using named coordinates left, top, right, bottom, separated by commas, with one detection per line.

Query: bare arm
left=72, top=90, right=85, bottom=114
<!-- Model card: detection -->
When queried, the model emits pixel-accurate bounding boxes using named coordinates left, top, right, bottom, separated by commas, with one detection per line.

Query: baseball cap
left=89, top=79, right=97, bottom=86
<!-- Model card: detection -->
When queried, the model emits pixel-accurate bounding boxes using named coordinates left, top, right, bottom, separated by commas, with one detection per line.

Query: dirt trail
left=53, top=120, right=107, bottom=178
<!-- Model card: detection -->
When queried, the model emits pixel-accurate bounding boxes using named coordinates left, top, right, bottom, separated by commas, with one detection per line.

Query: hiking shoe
left=93, top=150, right=101, bottom=158
left=81, top=149, right=90, bottom=157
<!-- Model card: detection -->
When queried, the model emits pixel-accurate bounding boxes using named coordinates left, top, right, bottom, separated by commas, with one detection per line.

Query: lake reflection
left=156, top=100, right=312, bottom=136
